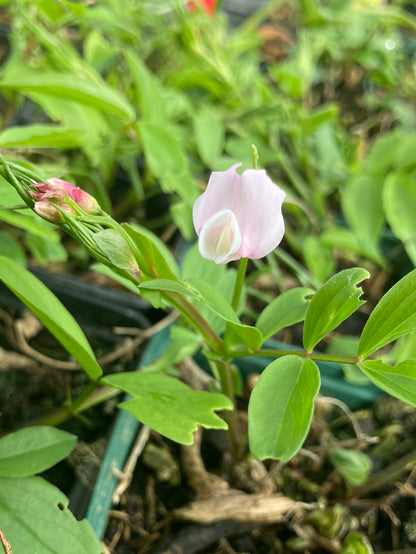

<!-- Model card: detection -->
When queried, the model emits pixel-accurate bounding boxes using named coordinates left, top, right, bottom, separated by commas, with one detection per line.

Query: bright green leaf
left=303, top=268, right=369, bottom=352
left=248, top=356, right=320, bottom=461
left=125, top=50, right=167, bottom=125
left=139, top=122, right=187, bottom=177
left=102, top=372, right=233, bottom=445
left=358, top=269, right=416, bottom=359
left=122, top=223, right=178, bottom=280
left=0, top=125, right=85, bottom=149
left=0, top=427, right=76, bottom=478
left=193, top=108, right=224, bottom=167
left=0, top=70, right=135, bottom=121
left=341, top=532, right=373, bottom=554
left=358, top=359, right=416, bottom=406
left=0, top=257, right=102, bottom=379
left=0, top=210, right=58, bottom=240
left=0, top=231, right=26, bottom=265
left=329, top=447, right=372, bottom=486
left=256, top=287, right=314, bottom=340
left=0, top=476, right=102, bottom=553
left=383, top=173, right=416, bottom=266
left=341, top=174, right=385, bottom=264
left=303, top=236, right=335, bottom=283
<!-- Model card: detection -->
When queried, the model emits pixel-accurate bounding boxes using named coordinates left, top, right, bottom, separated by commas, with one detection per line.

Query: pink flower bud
left=34, top=201, right=75, bottom=222
left=193, top=164, right=285, bottom=264
left=31, top=179, right=100, bottom=214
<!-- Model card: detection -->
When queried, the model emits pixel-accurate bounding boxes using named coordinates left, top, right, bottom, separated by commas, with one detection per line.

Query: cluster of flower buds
left=29, top=178, right=100, bottom=222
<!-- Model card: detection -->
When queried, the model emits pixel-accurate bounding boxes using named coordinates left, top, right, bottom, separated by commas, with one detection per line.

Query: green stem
left=229, top=348, right=360, bottom=365
left=231, top=257, right=248, bottom=312
left=216, top=360, right=242, bottom=459
left=165, top=291, right=223, bottom=353
left=30, top=385, right=119, bottom=427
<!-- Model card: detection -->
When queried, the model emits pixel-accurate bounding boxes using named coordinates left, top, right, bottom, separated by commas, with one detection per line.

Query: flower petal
left=192, top=164, right=242, bottom=234
left=199, top=209, right=242, bottom=265
left=233, top=169, right=285, bottom=259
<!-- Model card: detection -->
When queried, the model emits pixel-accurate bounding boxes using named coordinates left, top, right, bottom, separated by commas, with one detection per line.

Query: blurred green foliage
left=0, top=0, right=414, bottom=274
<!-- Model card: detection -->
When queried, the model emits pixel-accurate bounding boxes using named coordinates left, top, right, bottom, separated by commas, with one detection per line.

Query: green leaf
left=0, top=69, right=135, bottom=121
left=256, top=287, right=314, bottom=341
left=139, top=278, right=263, bottom=350
left=125, top=50, right=167, bottom=125
left=358, top=269, right=416, bottom=359
left=102, top=372, right=233, bottom=445
left=122, top=223, right=178, bottom=280
left=0, top=124, right=85, bottom=149
left=383, top=173, right=416, bottom=266
left=0, top=174, right=24, bottom=206
left=358, top=359, right=416, bottom=406
left=0, top=476, right=102, bottom=553
left=182, top=242, right=238, bottom=333
left=0, top=210, right=58, bottom=240
left=187, top=277, right=262, bottom=350
left=0, top=231, right=26, bottom=265
left=341, top=532, right=373, bottom=554
left=139, top=122, right=187, bottom=177
left=0, top=257, right=102, bottom=379
left=341, top=174, right=385, bottom=264
left=0, top=427, right=76, bottom=478
left=328, top=447, right=372, bottom=486
left=303, top=236, right=335, bottom=283
left=193, top=108, right=225, bottom=167
left=303, top=268, right=369, bottom=352
left=248, top=356, right=320, bottom=461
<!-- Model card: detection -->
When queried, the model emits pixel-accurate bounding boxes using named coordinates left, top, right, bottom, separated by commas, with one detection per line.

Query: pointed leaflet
left=256, top=287, right=314, bottom=340
left=303, top=268, right=369, bottom=352
left=358, top=359, right=416, bottom=406
left=0, top=257, right=102, bottom=378
left=358, top=269, right=416, bottom=359
left=0, top=476, right=102, bottom=553
left=0, top=427, right=76, bottom=478
left=102, top=372, right=232, bottom=445
left=248, top=356, right=320, bottom=461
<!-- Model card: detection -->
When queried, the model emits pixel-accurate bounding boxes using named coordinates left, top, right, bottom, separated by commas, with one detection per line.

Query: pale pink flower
left=193, top=164, right=285, bottom=264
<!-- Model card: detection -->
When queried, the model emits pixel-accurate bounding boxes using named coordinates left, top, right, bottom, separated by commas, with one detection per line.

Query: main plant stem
left=217, top=257, right=249, bottom=458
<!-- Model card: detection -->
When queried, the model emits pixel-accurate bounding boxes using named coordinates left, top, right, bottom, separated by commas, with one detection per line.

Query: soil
left=1, top=285, right=416, bottom=553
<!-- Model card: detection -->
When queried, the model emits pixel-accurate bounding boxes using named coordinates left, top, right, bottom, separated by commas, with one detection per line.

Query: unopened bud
left=34, top=201, right=76, bottom=222
left=48, top=178, right=101, bottom=214
left=31, top=178, right=100, bottom=215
